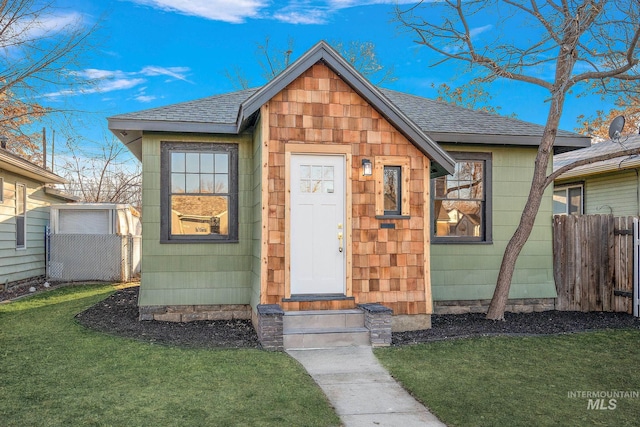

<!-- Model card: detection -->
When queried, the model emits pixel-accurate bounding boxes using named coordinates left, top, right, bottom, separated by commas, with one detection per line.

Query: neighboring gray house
left=0, top=147, right=75, bottom=289
left=554, top=134, right=640, bottom=216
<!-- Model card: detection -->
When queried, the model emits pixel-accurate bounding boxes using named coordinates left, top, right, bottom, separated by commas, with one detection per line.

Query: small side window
left=0, top=177, right=4, bottom=203
left=374, top=156, right=410, bottom=218
left=383, top=166, right=402, bottom=216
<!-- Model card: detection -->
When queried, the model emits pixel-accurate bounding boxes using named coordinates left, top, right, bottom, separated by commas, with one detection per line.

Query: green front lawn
left=0, top=285, right=340, bottom=427
left=376, top=331, right=640, bottom=427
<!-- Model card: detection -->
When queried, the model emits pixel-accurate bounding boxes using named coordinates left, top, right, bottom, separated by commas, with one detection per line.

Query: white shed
left=50, top=203, right=141, bottom=236
left=48, top=203, right=141, bottom=282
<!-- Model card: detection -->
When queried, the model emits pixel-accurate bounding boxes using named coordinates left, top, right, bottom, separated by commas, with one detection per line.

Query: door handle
left=338, top=232, right=343, bottom=252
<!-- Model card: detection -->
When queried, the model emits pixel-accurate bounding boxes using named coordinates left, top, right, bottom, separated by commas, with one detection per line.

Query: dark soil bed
left=75, top=287, right=261, bottom=349
left=73, top=287, right=640, bottom=349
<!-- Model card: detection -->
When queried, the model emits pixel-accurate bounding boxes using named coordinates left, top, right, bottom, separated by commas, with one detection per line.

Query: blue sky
left=40, top=0, right=614, bottom=160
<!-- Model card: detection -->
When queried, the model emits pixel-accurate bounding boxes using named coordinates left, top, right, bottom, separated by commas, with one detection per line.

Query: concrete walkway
left=287, top=346, right=446, bottom=427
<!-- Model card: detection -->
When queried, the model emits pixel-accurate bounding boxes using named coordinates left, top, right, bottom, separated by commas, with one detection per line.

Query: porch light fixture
left=362, top=158, right=372, bottom=176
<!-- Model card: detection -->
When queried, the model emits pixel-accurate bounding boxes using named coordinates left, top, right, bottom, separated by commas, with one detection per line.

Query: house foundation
left=433, top=298, right=556, bottom=315
left=138, top=304, right=252, bottom=322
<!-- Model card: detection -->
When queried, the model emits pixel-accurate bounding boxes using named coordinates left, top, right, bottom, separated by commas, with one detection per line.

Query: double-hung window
left=433, top=153, right=492, bottom=243
left=161, top=142, right=238, bottom=242
left=553, top=184, right=583, bottom=215
left=16, top=183, right=26, bottom=249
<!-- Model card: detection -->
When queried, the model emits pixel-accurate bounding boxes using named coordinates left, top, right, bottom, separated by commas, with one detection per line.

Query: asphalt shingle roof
left=379, top=89, right=581, bottom=139
left=111, top=85, right=582, bottom=140
left=554, top=134, right=640, bottom=176
left=110, top=88, right=259, bottom=124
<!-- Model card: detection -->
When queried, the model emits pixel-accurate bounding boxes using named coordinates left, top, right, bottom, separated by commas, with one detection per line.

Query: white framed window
left=16, top=183, right=26, bottom=249
left=553, top=184, right=583, bottom=215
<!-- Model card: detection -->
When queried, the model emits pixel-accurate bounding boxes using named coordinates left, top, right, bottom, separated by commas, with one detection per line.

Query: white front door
left=290, top=154, right=346, bottom=295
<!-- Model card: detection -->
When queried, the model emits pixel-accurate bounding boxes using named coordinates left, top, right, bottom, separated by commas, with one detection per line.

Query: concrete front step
left=283, top=309, right=365, bottom=330
left=283, top=327, right=371, bottom=349
left=283, top=309, right=370, bottom=349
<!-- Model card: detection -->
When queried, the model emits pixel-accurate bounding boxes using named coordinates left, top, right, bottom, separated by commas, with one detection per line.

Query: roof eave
left=556, top=157, right=640, bottom=181
left=44, top=187, right=79, bottom=201
left=430, top=132, right=591, bottom=148
left=0, top=150, right=67, bottom=184
left=108, top=117, right=239, bottom=161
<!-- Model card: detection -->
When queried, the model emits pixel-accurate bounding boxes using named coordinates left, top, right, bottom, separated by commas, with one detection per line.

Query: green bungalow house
left=554, top=134, right=640, bottom=216
left=109, top=41, right=589, bottom=348
left=0, top=145, right=75, bottom=289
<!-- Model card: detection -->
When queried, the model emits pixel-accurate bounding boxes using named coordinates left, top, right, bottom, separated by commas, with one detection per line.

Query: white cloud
left=0, top=12, right=85, bottom=50
left=44, top=78, right=146, bottom=98
left=135, top=95, right=156, bottom=102
left=45, top=65, right=191, bottom=99
left=470, top=24, right=492, bottom=38
left=123, top=0, right=414, bottom=25
left=127, top=0, right=268, bottom=23
left=140, top=66, right=191, bottom=82
left=273, top=9, right=328, bottom=25
left=271, top=0, right=416, bottom=25
left=328, top=0, right=415, bottom=9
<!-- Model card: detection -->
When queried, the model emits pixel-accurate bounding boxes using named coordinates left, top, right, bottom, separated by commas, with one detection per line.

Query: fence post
left=634, top=218, right=639, bottom=317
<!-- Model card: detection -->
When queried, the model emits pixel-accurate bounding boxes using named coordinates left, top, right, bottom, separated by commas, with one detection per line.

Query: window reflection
left=170, top=151, right=230, bottom=236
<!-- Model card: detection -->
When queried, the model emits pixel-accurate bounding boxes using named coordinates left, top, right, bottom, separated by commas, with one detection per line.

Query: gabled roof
left=0, top=148, right=67, bottom=184
left=554, top=135, right=640, bottom=181
left=109, top=41, right=590, bottom=173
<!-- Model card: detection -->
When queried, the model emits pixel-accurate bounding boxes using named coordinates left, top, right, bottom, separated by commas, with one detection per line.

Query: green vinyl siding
left=583, top=169, right=640, bottom=216
left=139, top=133, right=255, bottom=307
left=250, top=117, right=263, bottom=310
left=431, top=145, right=557, bottom=301
left=0, top=170, right=65, bottom=284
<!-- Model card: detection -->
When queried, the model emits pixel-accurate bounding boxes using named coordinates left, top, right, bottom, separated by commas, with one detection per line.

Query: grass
left=0, top=285, right=340, bottom=427
left=375, top=331, right=640, bottom=427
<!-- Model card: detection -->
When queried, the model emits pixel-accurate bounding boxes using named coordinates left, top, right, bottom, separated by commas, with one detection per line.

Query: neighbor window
left=375, top=156, right=410, bottom=217
left=16, top=183, right=26, bottom=249
left=553, top=184, right=583, bottom=215
left=433, top=153, right=492, bottom=243
left=161, top=142, right=238, bottom=242
left=0, top=177, right=4, bottom=203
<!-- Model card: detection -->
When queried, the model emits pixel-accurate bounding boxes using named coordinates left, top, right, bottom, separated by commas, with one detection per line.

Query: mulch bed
left=75, top=287, right=261, bottom=349
left=7, top=285, right=640, bottom=349
left=393, top=310, right=640, bottom=345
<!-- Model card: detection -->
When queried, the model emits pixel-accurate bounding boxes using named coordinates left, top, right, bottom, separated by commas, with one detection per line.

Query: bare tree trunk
left=486, top=93, right=565, bottom=320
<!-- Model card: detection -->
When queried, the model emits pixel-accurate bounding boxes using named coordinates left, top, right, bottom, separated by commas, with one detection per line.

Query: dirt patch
left=72, top=287, right=640, bottom=349
left=0, top=281, right=66, bottom=302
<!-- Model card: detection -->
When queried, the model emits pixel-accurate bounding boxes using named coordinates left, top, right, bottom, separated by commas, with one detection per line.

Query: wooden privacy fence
left=553, top=214, right=634, bottom=313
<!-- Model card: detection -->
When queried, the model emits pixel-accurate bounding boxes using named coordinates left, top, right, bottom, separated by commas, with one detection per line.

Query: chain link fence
left=48, top=234, right=141, bottom=282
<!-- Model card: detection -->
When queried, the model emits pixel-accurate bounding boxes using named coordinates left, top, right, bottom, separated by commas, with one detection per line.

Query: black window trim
left=432, top=152, right=493, bottom=244
left=160, top=141, right=239, bottom=243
